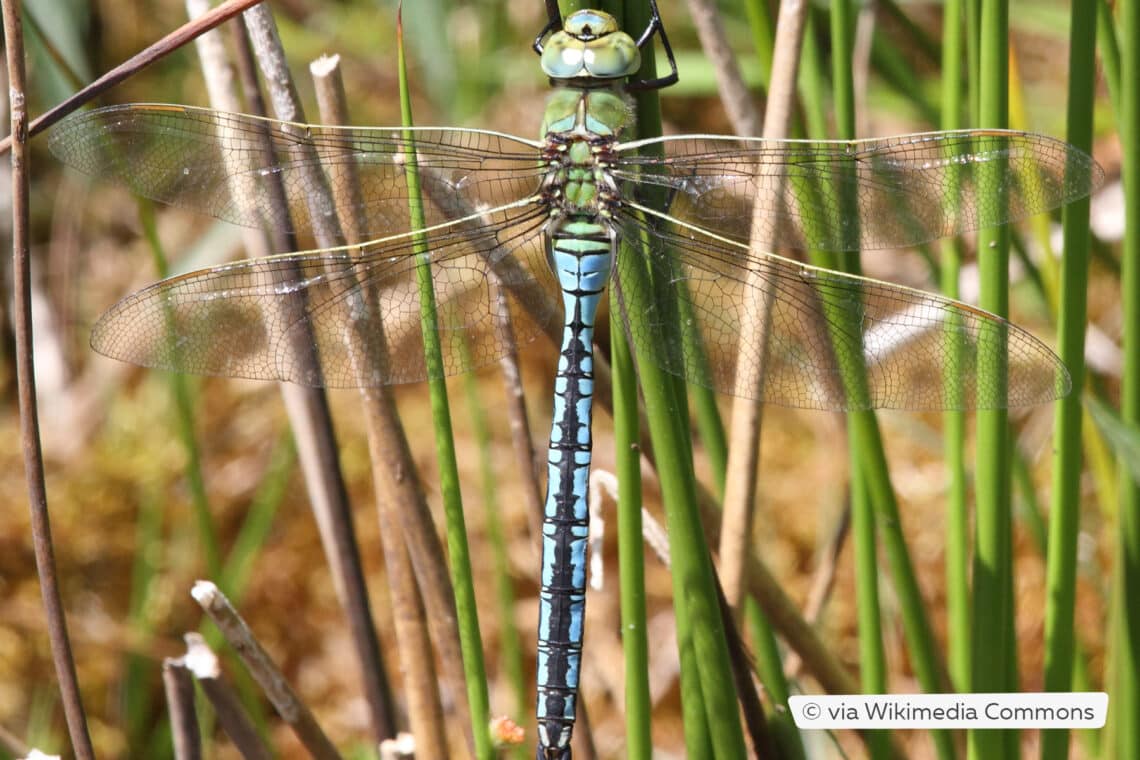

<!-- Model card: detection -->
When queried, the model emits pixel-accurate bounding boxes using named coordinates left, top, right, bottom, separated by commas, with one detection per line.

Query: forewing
left=91, top=202, right=561, bottom=387
left=49, top=103, right=546, bottom=240
left=611, top=207, right=1070, bottom=411
left=614, top=130, right=1102, bottom=252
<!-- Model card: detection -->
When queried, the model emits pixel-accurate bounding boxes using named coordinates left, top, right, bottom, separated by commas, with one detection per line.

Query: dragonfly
left=51, top=3, right=1101, bottom=758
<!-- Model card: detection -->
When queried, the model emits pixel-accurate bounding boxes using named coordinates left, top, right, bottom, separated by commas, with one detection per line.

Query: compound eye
left=583, top=35, right=640, bottom=78
left=540, top=33, right=587, bottom=78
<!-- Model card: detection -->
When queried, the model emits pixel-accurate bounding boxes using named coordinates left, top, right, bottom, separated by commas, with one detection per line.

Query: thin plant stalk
left=1039, top=2, right=1097, bottom=759
left=727, top=2, right=811, bottom=756
left=716, top=0, right=804, bottom=618
left=745, top=598, right=806, bottom=760
left=1006, top=49, right=1116, bottom=590
left=3, top=0, right=94, bottom=755
left=940, top=0, right=971, bottom=696
left=611, top=311, right=651, bottom=760
left=1115, top=0, right=1140, bottom=755
left=397, top=11, right=493, bottom=759
left=495, top=300, right=545, bottom=545
left=186, top=633, right=273, bottom=760
left=968, top=2, right=1014, bottom=759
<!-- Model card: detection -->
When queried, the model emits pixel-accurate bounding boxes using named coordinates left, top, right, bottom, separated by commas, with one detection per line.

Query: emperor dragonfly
left=50, top=4, right=1101, bottom=758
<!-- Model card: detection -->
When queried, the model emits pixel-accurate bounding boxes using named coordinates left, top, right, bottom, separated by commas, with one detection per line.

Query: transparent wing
left=611, top=206, right=1069, bottom=411
left=49, top=103, right=547, bottom=240
left=613, top=130, right=1103, bottom=251
left=91, top=202, right=561, bottom=387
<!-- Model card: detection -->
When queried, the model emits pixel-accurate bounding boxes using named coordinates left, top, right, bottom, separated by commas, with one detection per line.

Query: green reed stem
left=1039, top=3, right=1097, bottom=760
left=939, top=0, right=971, bottom=696
left=851, top=469, right=890, bottom=760
left=612, top=309, right=652, bottom=760
left=1115, top=0, right=1140, bottom=755
left=398, top=13, right=492, bottom=759
left=797, top=12, right=829, bottom=141
left=827, top=5, right=890, bottom=760
left=968, top=2, right=1014, bottom=759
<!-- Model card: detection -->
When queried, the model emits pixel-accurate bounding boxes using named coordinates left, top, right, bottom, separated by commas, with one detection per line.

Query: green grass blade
left=460, top=347, right=528, bottom=759
left=137, top=200, right=222, bottom=581
left=220, top=431, right=297, bottom=600
left=1097, top=0, right=1122, bottom=123
left=1040, top=3, right=1097, bottom=760
left=397, top=12, right=492, bottom=758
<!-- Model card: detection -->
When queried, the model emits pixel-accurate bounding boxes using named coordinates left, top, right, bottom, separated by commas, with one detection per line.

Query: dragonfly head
left=540, top=9, right=641, bottom=83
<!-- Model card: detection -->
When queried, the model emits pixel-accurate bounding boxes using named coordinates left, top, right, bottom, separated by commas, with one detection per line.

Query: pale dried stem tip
left=192, top=581, right=343, bottom=760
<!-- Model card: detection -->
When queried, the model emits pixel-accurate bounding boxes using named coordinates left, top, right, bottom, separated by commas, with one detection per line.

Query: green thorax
left=541, top=87, right=634, bottom=213
left=541, top=86, right=635, bottom=137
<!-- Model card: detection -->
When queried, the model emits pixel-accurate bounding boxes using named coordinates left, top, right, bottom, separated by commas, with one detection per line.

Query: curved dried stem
left=3, top=0, right=95, bottom=756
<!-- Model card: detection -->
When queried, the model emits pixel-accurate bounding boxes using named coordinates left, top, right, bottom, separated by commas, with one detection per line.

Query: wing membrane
left=92, top=201, right=560, bottom=387
left=614, top=130, right=1103, bottom=252
left=612, top=205, right=1069, bottom=410
left=50, top=104, right=547, bottom=241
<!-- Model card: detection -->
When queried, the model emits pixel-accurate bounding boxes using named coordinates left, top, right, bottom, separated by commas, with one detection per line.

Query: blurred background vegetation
left=0, top=0, right=1125, bottom=758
